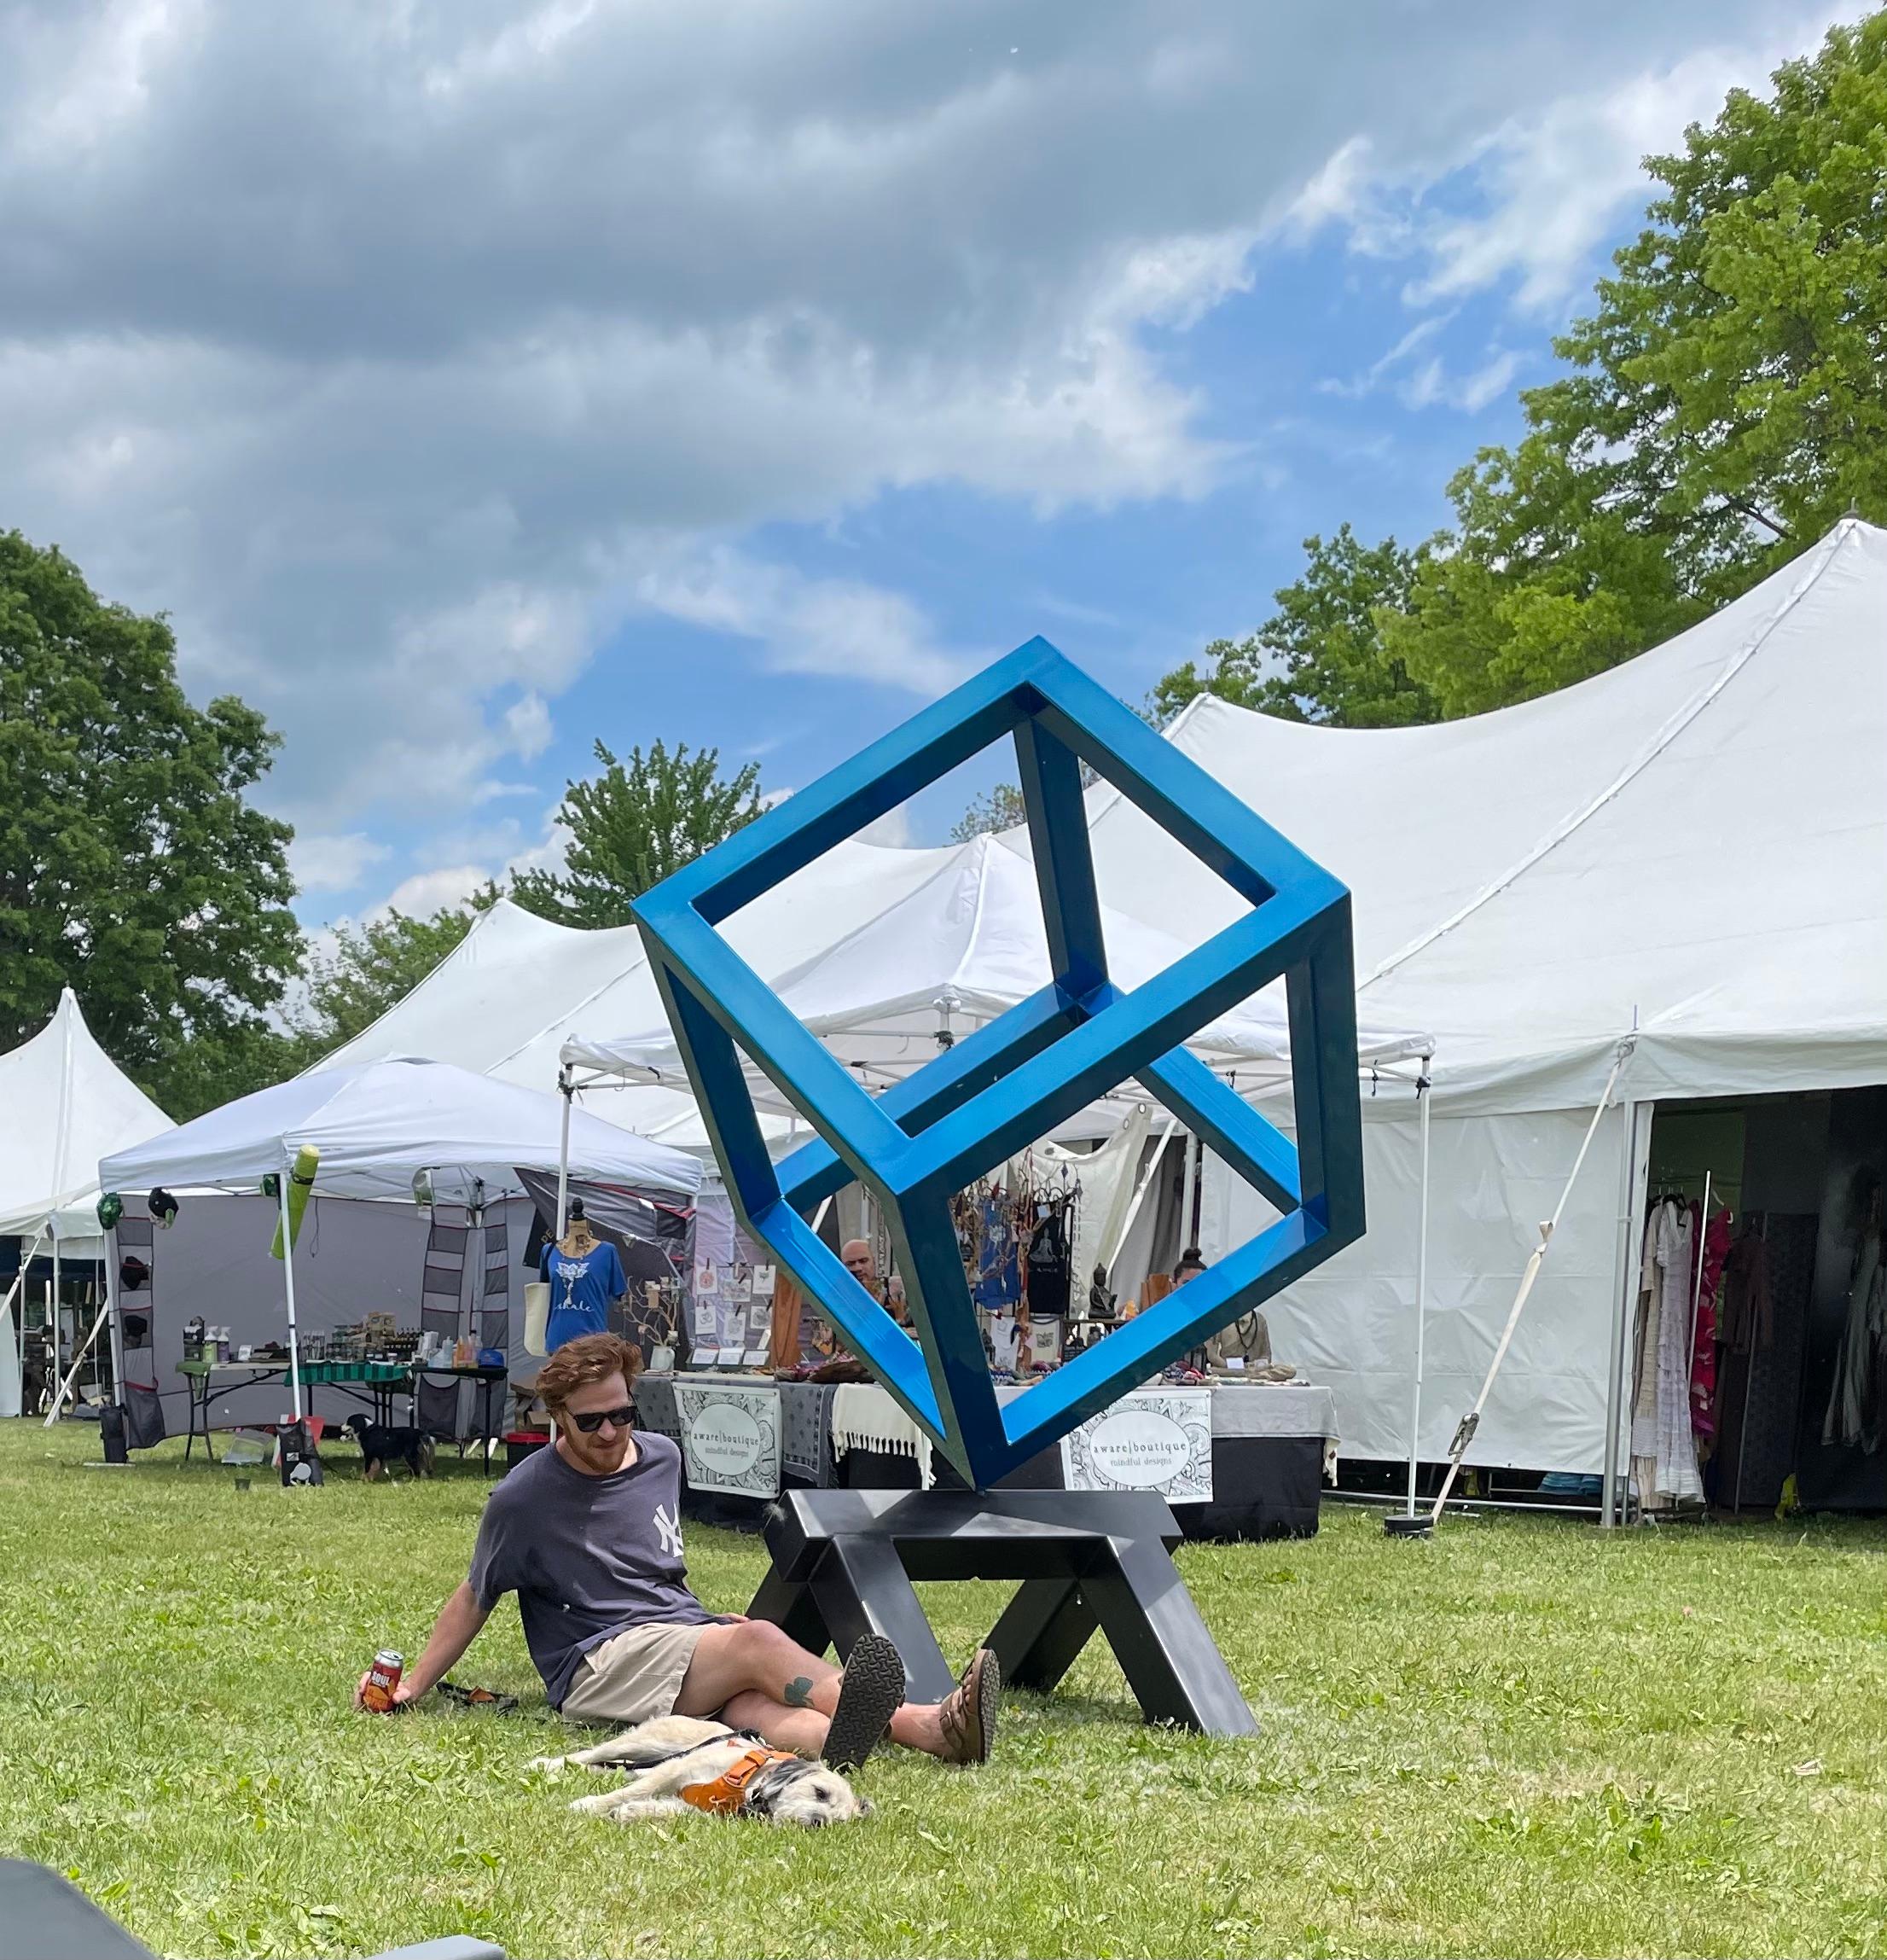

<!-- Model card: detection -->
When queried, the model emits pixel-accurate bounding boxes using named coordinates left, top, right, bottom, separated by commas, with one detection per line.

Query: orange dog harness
left=678, top=1744, right=801, bottom=1816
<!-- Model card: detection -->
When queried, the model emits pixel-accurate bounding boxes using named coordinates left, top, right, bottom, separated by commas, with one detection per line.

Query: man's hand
left=354, top=1670, right=422, bottom=1713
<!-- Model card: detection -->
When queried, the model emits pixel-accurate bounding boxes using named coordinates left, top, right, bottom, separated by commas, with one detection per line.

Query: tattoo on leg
left=784, top=1675, right=815, bottom=1708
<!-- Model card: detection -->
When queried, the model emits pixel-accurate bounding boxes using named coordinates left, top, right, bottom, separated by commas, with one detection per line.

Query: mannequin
left=559, top=1198, right=598, bottom=1258
left=539, top=1200, right=627, bottom=1354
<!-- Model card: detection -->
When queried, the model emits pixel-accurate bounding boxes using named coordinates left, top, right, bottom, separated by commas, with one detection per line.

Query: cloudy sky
left=1, top=0, right=1858, bottom=927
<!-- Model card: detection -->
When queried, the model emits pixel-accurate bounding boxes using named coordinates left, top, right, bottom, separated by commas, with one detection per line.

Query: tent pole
left=279, top=1174, right=305, bottom=1422
left=554, top=1066, right=573, bottom=1239
left=1178, top=1131, right=1199, bottom=1252
left=45, top=1254, right=112, bottom=1427
left=1429, top=1039, right=1633, bottom=1528
left=50, top=1236, right=61, bottom=1399
left=1406, top=1057, right=1433, bottom=1518
left=1601, top=1099, right=1646, bottom=1527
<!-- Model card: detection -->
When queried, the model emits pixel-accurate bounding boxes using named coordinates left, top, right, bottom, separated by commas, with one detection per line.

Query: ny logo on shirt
left=654, top=1502, right=684, bottom=1560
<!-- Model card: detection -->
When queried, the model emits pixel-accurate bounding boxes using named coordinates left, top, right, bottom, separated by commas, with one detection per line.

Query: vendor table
left=177, top=1358, right=407, bottom=1462
left=636, top=1373, right=1337, bottom=1538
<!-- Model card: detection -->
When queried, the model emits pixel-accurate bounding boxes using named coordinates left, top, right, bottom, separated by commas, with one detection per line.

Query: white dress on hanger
left=1630, top=1205, right=1666, bottom=1498
left=1652, top=1202, right=1704, bottom=1504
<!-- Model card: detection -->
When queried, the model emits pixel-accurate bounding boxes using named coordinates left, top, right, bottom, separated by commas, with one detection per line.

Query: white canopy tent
left=1082, top=518, right=1887, bottom=1494
left=0, top=989, right=172, bottom=1417
left=92, top=1057, right=700, bottom=1419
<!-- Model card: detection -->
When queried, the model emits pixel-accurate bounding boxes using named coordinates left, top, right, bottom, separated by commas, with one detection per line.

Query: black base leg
left=746, top=1565, right=833, bottom=1660
left=1082, top=1530, right=1257, bottom=1735
left=986, top=1574, right=1099, bottom=1694
left=810, top=1533, right=956, bottom=1701
left=746, top=1489, right=1254, bottom=1735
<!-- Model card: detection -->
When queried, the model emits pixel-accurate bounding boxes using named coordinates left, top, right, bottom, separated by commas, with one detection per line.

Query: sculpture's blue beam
left=630, top=636, right=1367, bottom=1491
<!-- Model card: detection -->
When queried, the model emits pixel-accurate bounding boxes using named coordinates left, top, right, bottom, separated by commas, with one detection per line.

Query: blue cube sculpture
left=632, top=639, right=1364, bottom=1489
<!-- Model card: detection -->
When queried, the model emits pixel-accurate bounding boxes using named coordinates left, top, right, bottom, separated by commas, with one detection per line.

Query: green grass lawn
left=3, top=1422, right=1887, bottom=1959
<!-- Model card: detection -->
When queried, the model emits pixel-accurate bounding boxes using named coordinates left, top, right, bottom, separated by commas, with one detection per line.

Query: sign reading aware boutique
left=672, top=1380, right=782, bottom=1498
left=1060, top=1388, right=1212, bottom=1503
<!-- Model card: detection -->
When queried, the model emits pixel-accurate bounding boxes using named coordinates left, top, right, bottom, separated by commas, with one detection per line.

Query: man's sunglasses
left=566, top=1405, right=636, bottom=1434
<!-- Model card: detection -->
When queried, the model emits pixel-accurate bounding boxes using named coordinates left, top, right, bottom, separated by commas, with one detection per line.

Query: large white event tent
left=0, top=989, right=173, bottom=1417
left=1084, top=517, right=1887, bottom=1495
left=92, top=1057, right=700, bottom=1422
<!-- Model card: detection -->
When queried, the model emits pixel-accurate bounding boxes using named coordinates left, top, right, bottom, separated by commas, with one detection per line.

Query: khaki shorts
left=559, top=1621, right=711, bottom=1726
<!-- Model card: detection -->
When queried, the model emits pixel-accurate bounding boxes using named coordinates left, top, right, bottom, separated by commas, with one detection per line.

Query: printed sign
left=673, top=1380, right=782, bottom=1498
left=1060, top=1389, right=1212, bottom=1503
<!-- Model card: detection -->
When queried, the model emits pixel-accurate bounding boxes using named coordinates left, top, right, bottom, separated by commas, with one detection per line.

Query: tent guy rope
left=1423, top=1035, right=1636, bottom=1527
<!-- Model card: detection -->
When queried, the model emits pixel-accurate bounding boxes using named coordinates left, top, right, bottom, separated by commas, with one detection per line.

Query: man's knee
left=731, top=1619, right=800, bottom=1666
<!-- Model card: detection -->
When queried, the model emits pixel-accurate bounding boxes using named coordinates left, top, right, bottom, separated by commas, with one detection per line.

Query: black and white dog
left=532, top=1716, right=870, bottom=1827
left=341, top=1413, right=435, bottom=1481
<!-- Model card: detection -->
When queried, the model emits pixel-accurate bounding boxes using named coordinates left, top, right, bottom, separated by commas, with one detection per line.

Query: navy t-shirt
left=540, top=1239, right=627, bottom=1352
left=467, top=1432, right=717, bottom=1707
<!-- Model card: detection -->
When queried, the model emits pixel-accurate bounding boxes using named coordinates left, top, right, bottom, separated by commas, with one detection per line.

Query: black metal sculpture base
left=746, top=1488, right=1257, bottom=1736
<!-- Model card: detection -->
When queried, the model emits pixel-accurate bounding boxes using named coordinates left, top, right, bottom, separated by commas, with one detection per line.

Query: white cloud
left=374, top=865, right=494, bottom=920
left=290, top=830, right=392, bottom=893
left=1292, top=16, right=1848, bottom=317
left=1318, top=314, right=1519, bottom=416
left=503, top=691, right=553, bottom=761
left=856, top=805, right=914, bottom=848
left=1399, top=347, right=1524, bottom=414
left=0, top=0, right=1846, bottom=892
left=636, top=548, right=976, bottom=695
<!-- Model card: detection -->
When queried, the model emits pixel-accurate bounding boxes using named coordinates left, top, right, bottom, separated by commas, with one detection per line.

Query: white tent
left=564, top=831, right=1431, bottom=1120
left=90, top=1057, right=699, bottom=1422
left=1, top=989, right=172, bottom=1417
left=1083, top=517, right=1887, bottom=1485
left=0, top=988, right=173, bottom=1248
left=100, top=1056, right=700, bottom=1202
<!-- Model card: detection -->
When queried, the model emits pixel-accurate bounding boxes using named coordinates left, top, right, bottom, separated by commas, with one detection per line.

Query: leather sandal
left=937, top=1647, right=1001, bottom=1765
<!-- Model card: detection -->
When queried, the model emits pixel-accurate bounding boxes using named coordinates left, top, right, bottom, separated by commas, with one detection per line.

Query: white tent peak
left=0, top=987, right=173, bottom=1241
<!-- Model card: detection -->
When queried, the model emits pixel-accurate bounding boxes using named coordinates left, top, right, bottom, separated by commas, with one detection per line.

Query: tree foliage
left=512, top=739, right=762, bottom=927
left=949, top=782, right=1029, bottom=841
left=1151, top=526, right=1433, bottom=728
left=0, top=531, right=301, bottom=1118
left=1162, top=17, right=1887, bottom=724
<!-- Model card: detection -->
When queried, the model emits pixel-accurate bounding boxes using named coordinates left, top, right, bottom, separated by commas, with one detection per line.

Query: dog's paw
left=527, top=1754, right=569, bottom=1777
left=567, top=1788, right=628, bottom=1815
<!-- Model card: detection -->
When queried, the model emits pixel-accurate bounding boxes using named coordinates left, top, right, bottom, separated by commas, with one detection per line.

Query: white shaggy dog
left=532, top=1715, right=871, bottom=1828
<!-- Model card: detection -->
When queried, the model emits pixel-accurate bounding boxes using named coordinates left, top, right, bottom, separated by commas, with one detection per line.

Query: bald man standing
left=842, top=1238, right=909, bottom=1326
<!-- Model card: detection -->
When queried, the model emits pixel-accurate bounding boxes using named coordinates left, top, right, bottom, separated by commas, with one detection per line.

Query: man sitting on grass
left=355, top=1331, right=998, bottom=1769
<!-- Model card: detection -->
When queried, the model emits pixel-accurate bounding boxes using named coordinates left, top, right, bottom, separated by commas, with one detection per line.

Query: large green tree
left=1164, top=15, right=1887, bottom=724
left=0, top=532, right=301, bottom=1118
left=512, top=738, right=762, bottom=927
left=1152, top=526, right=1434, bottom=728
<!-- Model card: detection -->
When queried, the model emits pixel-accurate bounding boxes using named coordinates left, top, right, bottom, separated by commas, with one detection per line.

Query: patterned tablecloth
left=636, top=1375, right=839, bottom=1486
